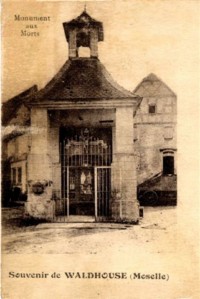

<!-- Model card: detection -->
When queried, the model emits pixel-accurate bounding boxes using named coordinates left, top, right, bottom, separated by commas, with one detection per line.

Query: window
left=18, top=167, right=22, bottom=184
left=163, top=156, right=174, bottom=175
left=149, top=104, right=156, bottom=114
left=11, top=166, right=22, bottom=185
left=161, top=149, right=175, bottom=175
left=160, top=149, right=176, bottom=175
left=12, top=168, right=16, bottom=185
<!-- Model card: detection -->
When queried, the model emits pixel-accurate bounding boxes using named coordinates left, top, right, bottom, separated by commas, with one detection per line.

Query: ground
left=2, top=206, right=177, bottom=254
left=2, top=206, right=199, bottom=299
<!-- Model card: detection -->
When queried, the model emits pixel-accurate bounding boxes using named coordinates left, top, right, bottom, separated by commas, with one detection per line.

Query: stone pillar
left=69, top=29, right=77, bottom=58
left=111, top=107, right=139, bottom=223
left=25, top=108, right=54, bottom=220
left=90, top=28, right=98, bottom=58
left=49, top=125, right=61, bottom=194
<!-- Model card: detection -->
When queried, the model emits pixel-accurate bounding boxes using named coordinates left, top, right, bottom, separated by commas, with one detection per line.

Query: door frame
left=94, top=166, right=111, bottom=219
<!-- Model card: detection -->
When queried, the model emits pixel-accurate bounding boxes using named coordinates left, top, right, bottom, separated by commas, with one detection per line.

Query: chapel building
left=2, top=11, right=141, bottom=222
left=2, top=11, right=177, bottom=221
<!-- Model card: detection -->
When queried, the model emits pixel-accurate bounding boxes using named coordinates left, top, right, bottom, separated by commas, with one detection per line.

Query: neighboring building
left=2, top=11, right=141, bottom=222
left=2, top=11, right=177, bottom=219
left=2, top=86, right=38, bottom=205
left=133, top=73, right=177, bottom=205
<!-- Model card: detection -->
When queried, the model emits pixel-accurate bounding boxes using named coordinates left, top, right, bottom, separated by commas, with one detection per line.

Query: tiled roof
left=138, top=173, right=177, bottom=191
left=34, top=58, right=138, bottom=102
left=2, top=85, right=38, bottom=125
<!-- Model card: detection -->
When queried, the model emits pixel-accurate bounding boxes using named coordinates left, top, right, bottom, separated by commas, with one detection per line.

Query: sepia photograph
left=1, top=1, right=199, bottom=298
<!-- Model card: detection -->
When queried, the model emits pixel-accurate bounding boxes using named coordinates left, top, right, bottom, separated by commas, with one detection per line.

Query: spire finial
left=84, top=2, right=87, bottom=12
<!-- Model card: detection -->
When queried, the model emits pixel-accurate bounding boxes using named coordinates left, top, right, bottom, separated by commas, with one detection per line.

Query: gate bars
left=53, top=136, right=112, bottom=221
left=95, top=166, right=111, bottom=219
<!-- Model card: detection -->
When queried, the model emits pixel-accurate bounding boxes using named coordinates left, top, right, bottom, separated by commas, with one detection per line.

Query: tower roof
left=63, top=11, right=104, bottom=43
left=133, top=73, right=176, bottom=97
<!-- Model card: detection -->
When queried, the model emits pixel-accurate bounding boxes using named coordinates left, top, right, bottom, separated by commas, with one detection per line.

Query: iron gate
left=95, top=166, right=111, bottom=219
left=53, top=128, right=112, bottom=221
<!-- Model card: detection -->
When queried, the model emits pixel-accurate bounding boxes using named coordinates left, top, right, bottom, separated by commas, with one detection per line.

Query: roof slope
left=133, top=73, right=176, bottom=97
left=138, top=173, right=177, bottom=191
left=2, top=85, right=38, bottom=126
left=34, top=58, right=137, bottom=102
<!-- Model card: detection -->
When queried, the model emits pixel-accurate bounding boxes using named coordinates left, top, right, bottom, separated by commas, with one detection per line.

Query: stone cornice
left=28, top=97, right=141, bottom=110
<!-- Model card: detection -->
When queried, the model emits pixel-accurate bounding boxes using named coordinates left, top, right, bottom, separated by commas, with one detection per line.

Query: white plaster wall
left=134, top=95, right=177, bottom=184
left=7, top=134, right=29, bottom=159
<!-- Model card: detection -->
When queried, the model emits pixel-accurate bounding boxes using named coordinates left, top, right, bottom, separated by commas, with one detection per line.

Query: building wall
left=7, top=134, right=30, bottom=160
left=5, top=134, right=30, bottom=195
left=134, top=94, right=177, bottom=184
left=48, top=125, right=61, bottom=194
left=9, top=104, right=30, bottom=126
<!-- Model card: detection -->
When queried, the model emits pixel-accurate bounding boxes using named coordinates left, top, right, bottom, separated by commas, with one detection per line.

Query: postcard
left=1, top=1, right=199, bottom=298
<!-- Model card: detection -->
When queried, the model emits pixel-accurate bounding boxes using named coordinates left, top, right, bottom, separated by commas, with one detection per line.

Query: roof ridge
left=67, top=10, right=101, bottom=25
left=3, top=85, right=38, bottom=104
left=143, top=73, right=159, bottom=81
left=133, top=73, right=176, bottom=97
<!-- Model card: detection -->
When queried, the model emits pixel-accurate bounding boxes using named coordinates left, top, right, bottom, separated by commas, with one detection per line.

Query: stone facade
left=111, top=107, right=139, bottom=221
left=22, top=101, right=139, bottom=221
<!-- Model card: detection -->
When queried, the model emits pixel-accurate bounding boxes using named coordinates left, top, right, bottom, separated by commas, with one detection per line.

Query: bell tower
left=63, top=10, right=104, bottom=59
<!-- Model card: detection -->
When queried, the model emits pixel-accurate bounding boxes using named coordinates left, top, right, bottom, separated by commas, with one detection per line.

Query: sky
left=2, top=0, right=199, bottom=103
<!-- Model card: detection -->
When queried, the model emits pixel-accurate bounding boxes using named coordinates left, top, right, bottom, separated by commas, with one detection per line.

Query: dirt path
left=2, top=206, right=177, bottom=255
